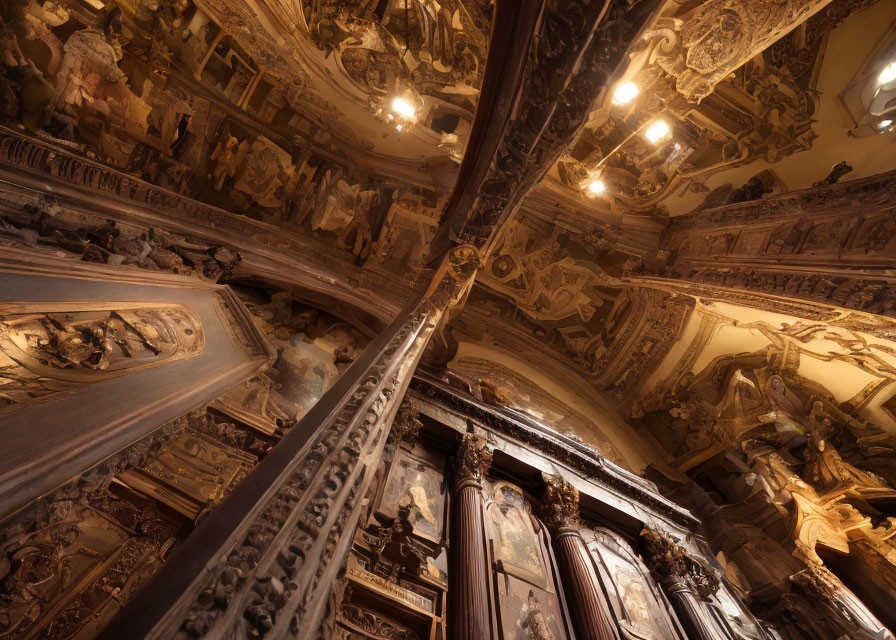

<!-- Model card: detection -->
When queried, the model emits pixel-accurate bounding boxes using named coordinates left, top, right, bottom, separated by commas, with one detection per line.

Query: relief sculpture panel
left=0, top=303, right=204, bottom=414
left=117, top=429, right=257, bottom=520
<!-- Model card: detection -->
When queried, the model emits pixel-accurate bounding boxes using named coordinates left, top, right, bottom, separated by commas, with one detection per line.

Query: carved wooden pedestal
left=542, top=476, right=619, bottom=640
left=448, top=433, right=493, bottom=640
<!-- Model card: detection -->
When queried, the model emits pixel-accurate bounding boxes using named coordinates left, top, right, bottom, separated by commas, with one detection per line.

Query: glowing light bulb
left=880, top=119, right=893, bottom=129
left=586, top=179, right=605, bottom=195
left=644, top=120, right=671, bottom=144
left=879, top=61, right=896, bottom=86
left=390, top=96, right=417, bottom=119
left=612, top=81, right=639, bottom=105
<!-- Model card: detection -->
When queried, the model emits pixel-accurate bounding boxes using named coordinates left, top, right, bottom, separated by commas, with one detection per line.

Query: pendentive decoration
left=541, top=474, right=618, bottom=640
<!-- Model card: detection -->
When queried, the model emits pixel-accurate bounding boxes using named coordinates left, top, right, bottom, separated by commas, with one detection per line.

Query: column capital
left=640, top=528, right=719, bottom=600
left=541, top=474, right=580, bottom=533
left=455, top=433, right=493, bottom=488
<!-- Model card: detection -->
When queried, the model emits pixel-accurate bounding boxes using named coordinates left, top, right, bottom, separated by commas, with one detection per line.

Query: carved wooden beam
left=100, top=245, right=479, bottom=640
left=648, top=169, right=896, bottom=320
left=431, top=0, right=662, bottom=256
left=0, top=252, right=274, bottom=519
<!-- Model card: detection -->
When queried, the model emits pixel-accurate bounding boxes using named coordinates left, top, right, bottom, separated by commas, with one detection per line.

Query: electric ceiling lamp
left=879, top=61, right=896, bottom=86
left=612, top=81, right=639, bottom=105
left=586, top=178, right=606, bottom=196
left=644, top=119, right=671, bottom=144
left=879, top=119, right=893, bottom=130
left=370, top=87, right=423, bottom=132
left=390, top=96, right=417, bottom=119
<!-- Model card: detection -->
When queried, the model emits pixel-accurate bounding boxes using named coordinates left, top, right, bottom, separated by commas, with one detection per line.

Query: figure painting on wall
left=380, top=453, right=445, bottom=541
left=489, top=483, right=544, bottom=583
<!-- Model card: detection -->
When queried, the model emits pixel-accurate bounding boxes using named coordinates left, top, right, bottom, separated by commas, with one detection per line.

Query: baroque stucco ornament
left=647, top=0, right=833, bottom=102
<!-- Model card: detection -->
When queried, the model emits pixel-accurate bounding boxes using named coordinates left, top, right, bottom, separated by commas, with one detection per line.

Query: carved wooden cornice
left=0, top=127, right=410, bottom=323
left=670, top=169, right=896, bottom=231
left=410, top=374, right=699, bottom=529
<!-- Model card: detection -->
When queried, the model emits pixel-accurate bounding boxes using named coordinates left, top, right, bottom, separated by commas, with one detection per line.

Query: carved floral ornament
left=539, top=473, right=580, bottom=531
left=388, top=399, right=423, bottom=444
left=454, top=432, right=492, bottom=484
left=639, top=528, right=720, bottom=599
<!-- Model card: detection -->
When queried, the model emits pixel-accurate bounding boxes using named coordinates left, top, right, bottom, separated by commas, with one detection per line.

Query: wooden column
left=100, top=245, right=479, bottom=640
left=640, top=528, right=718, bottom=640
left=791, top=564, right=896, bottom=640
left=541, top=475, right=620, bottom=640
left=449, top=433, right=493, bottom=640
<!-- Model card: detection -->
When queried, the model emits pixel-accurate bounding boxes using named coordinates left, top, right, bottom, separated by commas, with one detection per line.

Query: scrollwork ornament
left=388, top=399, right=423, bottom=445
left=790, top=563, right=841, bottom=600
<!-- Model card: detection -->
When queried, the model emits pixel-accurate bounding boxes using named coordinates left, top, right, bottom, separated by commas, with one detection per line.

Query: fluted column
left=640, top=528, right=719, bottom=640
left=791, top=563, right=896, bottom=640
left=542, top=475, right=619, bottom=640
left=449, top=433, right=493, bottom=640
